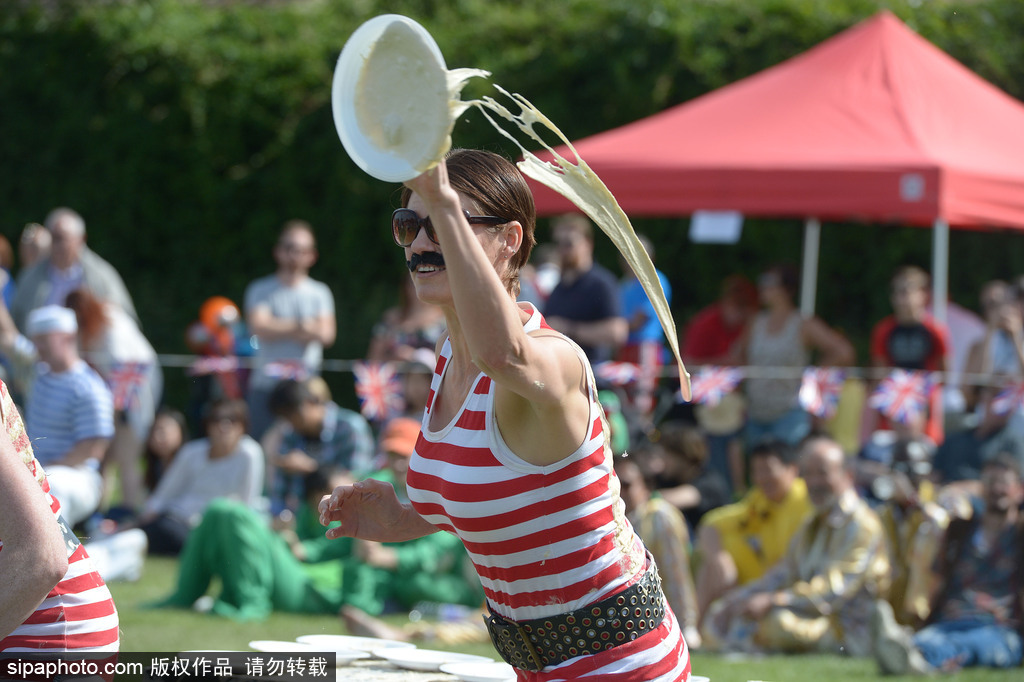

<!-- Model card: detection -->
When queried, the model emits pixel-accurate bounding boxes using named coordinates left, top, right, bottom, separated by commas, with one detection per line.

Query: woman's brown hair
left=400, top=149, right=537, bottom=297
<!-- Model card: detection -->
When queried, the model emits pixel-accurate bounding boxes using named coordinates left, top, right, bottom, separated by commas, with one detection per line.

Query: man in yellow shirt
left=695, top=437, right=813, bottom=625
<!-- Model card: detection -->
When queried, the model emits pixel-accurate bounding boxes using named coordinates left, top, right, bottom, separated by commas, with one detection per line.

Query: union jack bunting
left=689, top=366, right=743, bottom=406
left=353, top=361, right=404, bottom=421
left=991, top=381, right=1024, bottom=416
left=263, top=360, right=309, bottom=381
left=868, top=369, right=933, bottom=424
left=187, top=356, right=239, bottom=376
left=108, top=362, right=149, bottom=411
left=594, top=361, right=642, bottom=386
left=799, top=367, right=846, bottom=418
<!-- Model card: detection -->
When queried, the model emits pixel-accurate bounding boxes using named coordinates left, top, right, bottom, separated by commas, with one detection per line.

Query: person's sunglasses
left=392, top=208, right=508, bottom=247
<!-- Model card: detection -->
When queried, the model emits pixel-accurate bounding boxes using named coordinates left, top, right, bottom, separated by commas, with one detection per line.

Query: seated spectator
left=23, top=305, right=114, bottom=528
left=614, top=452, right=700, bottom=648
left=872, top=455, right=1024, bottom=675
left=66, top=288, right=162, bottom=515
left=702, top=434, right=890, bottom=656
left=695, top=438, right=813, bottom=625
left=856, top=414, right=936, bottom=507
left=151, top=466, right=353, bottom=621
left=266, top=377, right=374, bottom=515
left=0, top=378, right=119, bottom=651
left=142, top=407, right=189, bottom=497
left=870, top=438, right=950, bottom=627
left=867, top=265, right=949, bottom=444
left=339, top=418, right=484, bottom=618
left=932, top=381, right=1024, bottom=495
left=734, top=264, right=854, bottom=449
left=648, top=420, right=730, bottom=531
left=137, top=398, right=264, bottom=555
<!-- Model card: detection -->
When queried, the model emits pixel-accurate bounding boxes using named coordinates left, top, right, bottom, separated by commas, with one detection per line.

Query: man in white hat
left=24, top=304, right=114, bottom=527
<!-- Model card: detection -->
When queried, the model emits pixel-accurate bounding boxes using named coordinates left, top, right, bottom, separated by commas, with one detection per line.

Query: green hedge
left=1, top=0, right=1023, bottom=409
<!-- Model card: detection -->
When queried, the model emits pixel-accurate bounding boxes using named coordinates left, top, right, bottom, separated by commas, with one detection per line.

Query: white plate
left=372, top=647, right=493, bottom=672
left=295, top=634, right=415, bottom=657
left=439, top=660, right=517, bottom=682
left=332, top=14, right=452, bottom=182
left=247, top=640, right=368, bottom=666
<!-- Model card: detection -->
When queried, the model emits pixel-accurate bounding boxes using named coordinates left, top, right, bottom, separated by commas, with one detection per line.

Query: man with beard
left=873, top=454, right=1024, bottom=675
left=244, top=220, right=336, bottom=439
left=702, top=434, right=890, bottom=656
left=542, top=213, right=627, bottom=365
left=266, top=378, right=373, bottom=515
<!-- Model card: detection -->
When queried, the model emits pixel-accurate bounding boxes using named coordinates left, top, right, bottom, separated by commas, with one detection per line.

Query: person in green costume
left=152, top=417, right=481, bottom=621
left=338, top=417, right=484, bottom=616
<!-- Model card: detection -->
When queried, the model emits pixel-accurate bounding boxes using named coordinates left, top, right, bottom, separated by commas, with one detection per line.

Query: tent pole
left=932, top=218, right=949, bottom=325
left=800, top=217, right=821, bottom=317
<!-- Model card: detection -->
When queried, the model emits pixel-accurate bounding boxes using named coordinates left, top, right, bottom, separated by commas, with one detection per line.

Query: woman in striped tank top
left=0, top=380, right=119, bottom=653
left=321, top=150, right=690, bottom=680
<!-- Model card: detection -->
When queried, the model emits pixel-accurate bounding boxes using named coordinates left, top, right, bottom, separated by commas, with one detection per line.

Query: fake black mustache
left=407, top=252, right=446, bottom=272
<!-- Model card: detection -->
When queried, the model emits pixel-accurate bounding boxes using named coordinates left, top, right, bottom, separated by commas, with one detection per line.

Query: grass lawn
left=111, top=558, right=1018, bottom=681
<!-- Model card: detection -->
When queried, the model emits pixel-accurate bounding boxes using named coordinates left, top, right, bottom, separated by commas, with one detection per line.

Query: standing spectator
left=367, top=275, right=446, bottom=363
left=138, top=398, right=264, bottom=555
left=735, top=264, right=854, bottom=449
left=266, top=378, right=374, bottom=515
left=65, top=289, right=161, bottom=515
left=694, top=438, right=812, bottom=626
left=11, top=207, right=137, bottom=331
left=872, top=454, right=1024, bottom=675
left=868, top=266, right=950, bottom=443
left=682, top=274, right=759, bottom=493
left=961, top=279, right=1024, bottom=412
left=244, top=220, right=336, bottom=439
left=23, top=305, right=114, bottom=528
left=616, top=234, right=670, bottom=421
left=17, top=222, right=51, bottom=272
left=543, top=213, right=627, bottom=365
left=703, top=435, right=890, bottom=656
left=682, top=274, right=758, bottom=366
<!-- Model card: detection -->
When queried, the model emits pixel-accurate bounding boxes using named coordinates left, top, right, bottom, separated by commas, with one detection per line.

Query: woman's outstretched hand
left=318, top=478, right=436, bottom=543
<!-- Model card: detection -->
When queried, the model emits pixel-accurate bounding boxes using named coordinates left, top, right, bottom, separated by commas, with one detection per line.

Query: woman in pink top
left=321, top=150, right=690, bottom=680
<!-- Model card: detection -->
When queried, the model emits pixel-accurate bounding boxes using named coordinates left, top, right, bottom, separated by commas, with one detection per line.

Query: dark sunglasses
left=392, top=208, right=508, bottom=247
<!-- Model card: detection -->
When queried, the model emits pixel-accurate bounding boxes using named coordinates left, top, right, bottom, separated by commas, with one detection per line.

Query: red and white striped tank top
left=407, top=305, right=690, bottom=681
left=0, top=381, right=120, bottom=653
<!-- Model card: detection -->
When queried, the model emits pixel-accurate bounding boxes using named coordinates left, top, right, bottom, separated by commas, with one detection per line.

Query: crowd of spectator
left=2, top=206, right=1023, bottom=674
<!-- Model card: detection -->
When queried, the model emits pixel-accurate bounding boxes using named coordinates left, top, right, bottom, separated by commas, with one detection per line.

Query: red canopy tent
left=529, top=10, right=1024, bottom=320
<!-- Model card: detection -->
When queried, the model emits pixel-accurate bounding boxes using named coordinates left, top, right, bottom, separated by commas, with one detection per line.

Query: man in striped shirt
left=24, top=305, right=114, bottom=528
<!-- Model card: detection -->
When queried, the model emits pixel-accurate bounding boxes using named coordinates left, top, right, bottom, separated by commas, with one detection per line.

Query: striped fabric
left=407, top=305, right=689, bottom=681
left=24, top=360, right=114, bottom=467
left=0, top=380, right=120, bottom=653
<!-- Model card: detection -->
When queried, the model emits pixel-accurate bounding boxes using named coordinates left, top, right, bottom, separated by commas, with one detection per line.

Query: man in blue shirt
left=543, top=214, right=627, bottom=365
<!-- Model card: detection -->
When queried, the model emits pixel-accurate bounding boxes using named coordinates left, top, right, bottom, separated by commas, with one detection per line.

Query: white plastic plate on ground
left=372, top=647, right=493, bottom=672
left=247, top=640, right=368, bottom=666
left=439, top=660, right=517, bottom=682
left=295, top=634, right=415, bottom=657
left=332, top=14, right=452, bottom=182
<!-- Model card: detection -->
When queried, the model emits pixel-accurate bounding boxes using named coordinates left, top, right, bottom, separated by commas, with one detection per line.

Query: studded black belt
left=483, top=561, right=666, bottom=672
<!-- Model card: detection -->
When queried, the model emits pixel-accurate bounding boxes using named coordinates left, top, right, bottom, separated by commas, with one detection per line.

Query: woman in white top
left=139, top=398, right=264, bottom=555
